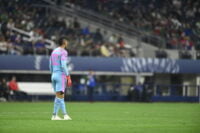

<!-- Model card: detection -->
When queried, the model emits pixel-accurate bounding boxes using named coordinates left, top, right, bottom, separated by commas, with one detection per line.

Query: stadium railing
left=8, top=26, right=55, bottom=54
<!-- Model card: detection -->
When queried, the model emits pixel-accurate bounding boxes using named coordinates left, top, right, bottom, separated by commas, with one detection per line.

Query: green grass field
left=0, top=102, right=200, bottom=133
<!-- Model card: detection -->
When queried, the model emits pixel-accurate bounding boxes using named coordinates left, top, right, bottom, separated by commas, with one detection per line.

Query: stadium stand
left=0, top=0, right=135, bottom=57
left=65, top=0, right=200, bottom=50
left=1, top=0, right=199, bottom=59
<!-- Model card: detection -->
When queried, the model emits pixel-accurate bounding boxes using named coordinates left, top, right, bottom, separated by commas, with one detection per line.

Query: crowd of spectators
left=1, top=0, right=199, bottom=57
left=67, top=0, right=200, bottom=50
left=0, top=0, right=134, bottom=57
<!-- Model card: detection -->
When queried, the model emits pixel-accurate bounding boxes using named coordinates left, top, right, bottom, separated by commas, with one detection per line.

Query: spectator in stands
left=6, top=39, right=22, bottom=55
left=0, top=78, right=10, bottom=101
left=8, top=76, right=28, bottom=100
left=12, top=35, right=24, bottom=54
left=134, top=82, right=144, bottom=102
left=78, top=76, right=87, bottom=95
left=0, top=36, right=8, bottom=54
left=117, top=34, right=125, bottom=49
left=102, top=30, right=110, bottom=42
left=6, top=19, right=15, bottom=30
left=87, top=70, right=96, bottom=102
left=82, top=26, right=91, bottom=35
left=107, top=42, right=115, bottom=56
left=108, top=34, right=115, bottom=43
left=8, top=76, right=19, bottom=92
left=168, top=35, right=179, bottom=49
left=128, top=84, right=135, bottom=101
left=93, top=28, right=103, bottom=44
left=100, top=43, right=111, bottom=57
left=34, top=39, right=46, bottom=55
left=180, top=36, right=194, bottom=50
left=73, top=17, right=81, bottom=30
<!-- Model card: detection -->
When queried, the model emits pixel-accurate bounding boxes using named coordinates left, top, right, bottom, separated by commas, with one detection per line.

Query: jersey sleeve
left=61, top=51, right=69, bottom=76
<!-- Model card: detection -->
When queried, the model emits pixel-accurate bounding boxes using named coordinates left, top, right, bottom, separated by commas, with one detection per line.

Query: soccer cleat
left=51, top=115, right=62, bottom=120
left=63, top=115, right=72, bottom=120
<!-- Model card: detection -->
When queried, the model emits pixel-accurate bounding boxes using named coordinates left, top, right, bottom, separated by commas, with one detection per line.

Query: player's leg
left=56, top=91, right=72, bottom=120
left=61, top=74, right=72, bottom=120
left=56, top=91, right=66, bottom=115
left=53, top=74, right=71, bottom=120
left=60, top=74, right=67, bottom=115
left=51, top=74, right=62, bottom=120
left=52, top=80, right=60, bottom=115
left=58, top=74, right=72, bottom=120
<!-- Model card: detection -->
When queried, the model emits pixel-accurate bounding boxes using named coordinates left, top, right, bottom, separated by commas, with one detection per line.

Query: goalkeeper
left=49, top=37, right=72, bottom=120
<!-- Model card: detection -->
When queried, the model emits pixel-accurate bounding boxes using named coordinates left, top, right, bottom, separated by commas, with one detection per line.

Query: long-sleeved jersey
left=49, top=47, right=69, bottom=76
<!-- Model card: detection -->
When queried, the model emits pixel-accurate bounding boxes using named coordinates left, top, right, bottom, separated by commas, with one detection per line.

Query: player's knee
left=56, top=91, right=64, bottom=98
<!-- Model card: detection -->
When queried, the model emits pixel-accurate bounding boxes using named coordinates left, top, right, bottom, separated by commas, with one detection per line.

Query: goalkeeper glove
left=66, top=76, right=72, bottom=87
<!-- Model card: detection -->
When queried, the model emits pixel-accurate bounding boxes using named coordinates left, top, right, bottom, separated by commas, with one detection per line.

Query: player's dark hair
left=58, top=37, right=68, bottom=46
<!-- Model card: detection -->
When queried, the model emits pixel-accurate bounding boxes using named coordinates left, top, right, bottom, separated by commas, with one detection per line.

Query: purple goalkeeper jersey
left=49, top=47, right=69, bottom=76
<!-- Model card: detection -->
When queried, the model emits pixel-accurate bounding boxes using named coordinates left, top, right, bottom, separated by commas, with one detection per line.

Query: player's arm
left=61, top=53, right=72, bottom=87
